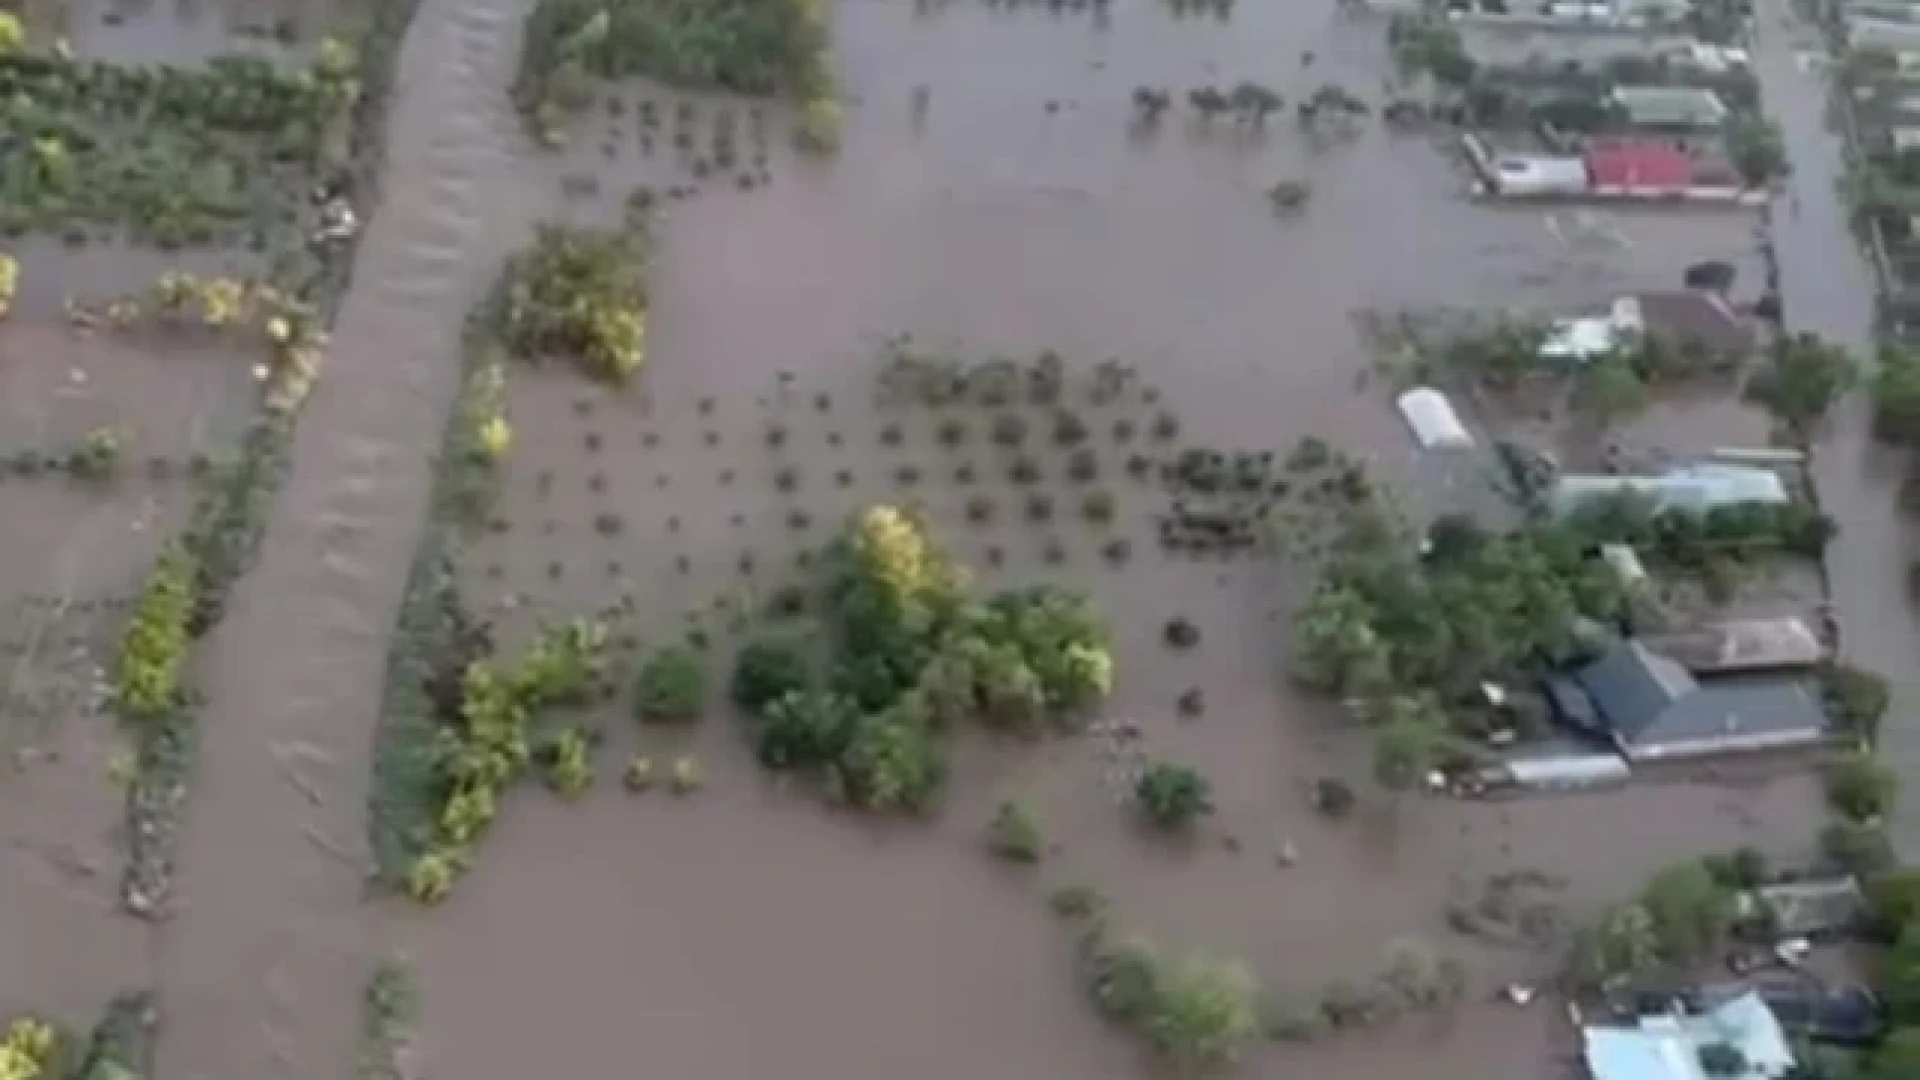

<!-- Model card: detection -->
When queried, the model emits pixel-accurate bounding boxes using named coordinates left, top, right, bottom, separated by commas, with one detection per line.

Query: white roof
left=1396, top=387, right=1473, bottom=450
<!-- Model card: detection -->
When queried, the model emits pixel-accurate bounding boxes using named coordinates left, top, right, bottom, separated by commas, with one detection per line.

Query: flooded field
left=0, top=0, right=1862, bottom=1077
left=376, top=3, right=1819, bottom=1080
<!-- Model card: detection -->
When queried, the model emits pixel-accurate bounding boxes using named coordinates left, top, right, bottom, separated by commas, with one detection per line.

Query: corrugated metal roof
left=1396, top=387, right=1473, bottom=449
left=1587, top=141, right=1696, bottom=189
left=1584, top=991, right=1795, bottom=1080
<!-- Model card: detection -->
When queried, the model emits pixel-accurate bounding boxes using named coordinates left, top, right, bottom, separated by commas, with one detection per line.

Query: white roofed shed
left=1397, top=387, right=1474, bottom=450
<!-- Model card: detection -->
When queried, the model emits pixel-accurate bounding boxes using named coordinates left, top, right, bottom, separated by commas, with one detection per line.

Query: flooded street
left=150, top=0, right=542, bottom=1075
left=1751, top=0, right=1920, bottom=854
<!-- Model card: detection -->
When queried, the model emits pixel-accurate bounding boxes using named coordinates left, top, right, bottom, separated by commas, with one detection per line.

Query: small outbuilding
left=1396, top=387, right=1473, bottom=450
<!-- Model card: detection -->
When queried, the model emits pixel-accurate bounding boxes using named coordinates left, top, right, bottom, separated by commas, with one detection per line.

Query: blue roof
left=1584, top=992, right=1795, bottom=1080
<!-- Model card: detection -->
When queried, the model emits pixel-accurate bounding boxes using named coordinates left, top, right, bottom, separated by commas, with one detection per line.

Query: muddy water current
left=149, top=0, right=542, bottom=1075
left=1752, top=0, right=1920, bottom=856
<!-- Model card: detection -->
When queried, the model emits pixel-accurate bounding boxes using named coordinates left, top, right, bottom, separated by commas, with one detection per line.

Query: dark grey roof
left=1573, top=641, right=1827, bottom=749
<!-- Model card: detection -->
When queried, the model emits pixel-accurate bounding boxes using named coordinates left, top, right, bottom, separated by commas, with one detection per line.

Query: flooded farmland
left=0, top=0, right=1892, bottom=1078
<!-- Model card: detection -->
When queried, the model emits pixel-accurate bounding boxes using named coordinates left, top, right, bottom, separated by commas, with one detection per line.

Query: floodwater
left=148, top=0, right=542, bottom=1076
left=1751, top=0, right=1920, bottom=855
left=13, top=0, right=1830, bottom=1078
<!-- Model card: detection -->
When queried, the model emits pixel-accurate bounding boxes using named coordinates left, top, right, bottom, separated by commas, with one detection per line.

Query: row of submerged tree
left=1131, top=82, right=1378, bottom=132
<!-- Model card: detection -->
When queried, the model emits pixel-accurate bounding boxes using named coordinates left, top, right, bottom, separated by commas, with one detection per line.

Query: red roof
left=1585, top=141, right=1694, bottom=189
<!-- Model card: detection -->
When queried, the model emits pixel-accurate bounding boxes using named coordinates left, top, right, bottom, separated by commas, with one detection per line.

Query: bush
left=1082, top=928, right=1261, bottom=1071
left=1312, top=777, right=1355, bottom=818
left=1822, top=663, right=1890, bottom=744
left=795, top=96, right=843, bottom=154
left=986, top=799, right=1044, bottom=862
left=1136, top=762, right=1214, bottom=829
left=1163, top=616, right=1200, bottom=649
left=498, top=223, right=648, bottom=383
left=633, top=644, right=706, bottom=722
left=113, top=544, right=197, bottom=719
left=1821, top=819, right=1896, bottom=876
left=992, top=414, right=1028, bottom=447
left=731, top=628, right=814, bottom=714
left=1826, top=751, right=1899, bottom=822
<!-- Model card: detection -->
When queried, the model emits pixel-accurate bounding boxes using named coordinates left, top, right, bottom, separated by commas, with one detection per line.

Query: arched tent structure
left=1396, top=387, right=1473, bottom=450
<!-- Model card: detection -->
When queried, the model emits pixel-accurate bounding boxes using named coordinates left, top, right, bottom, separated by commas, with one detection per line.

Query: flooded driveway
left=1752, top=0, right=1920, bottom=853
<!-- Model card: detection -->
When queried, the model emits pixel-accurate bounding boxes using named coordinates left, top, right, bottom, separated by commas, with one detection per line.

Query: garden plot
left=0, top=321, right=252, bottom=1025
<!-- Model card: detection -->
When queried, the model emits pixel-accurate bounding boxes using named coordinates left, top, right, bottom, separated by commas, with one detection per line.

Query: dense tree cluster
left=1295, top=515, right=1625, bottom=702
left=1864, top=868, right=1920, bottom=1080
left=1746, top=333, right=1858, bottom=442
left=736, top=505, right=1113, bottom=812
left=1571, top=861, right=1734, bottom=988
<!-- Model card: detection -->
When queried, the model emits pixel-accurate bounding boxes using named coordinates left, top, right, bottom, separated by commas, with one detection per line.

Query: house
left=1549, top=464, right=1789, bottom=517
left=1588, top=139, right=1697, bottom=190
left=1584, top=990, right=1796, bottom=1080
left=1547, top=639, right=1829, bottom=762
left=1609, top=86, right=1730, bottom=130
left=1636, top=290, right=1756, bottom=359
left=1735, top=877, right=1866, bottom=939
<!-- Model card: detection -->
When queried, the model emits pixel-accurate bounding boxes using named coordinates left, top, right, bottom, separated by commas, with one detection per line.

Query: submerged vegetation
left=498, top=217, right=650, bottom=383
left=515, top=0, right=838, bottom=150
left=0, top=43, right=360, bottom=244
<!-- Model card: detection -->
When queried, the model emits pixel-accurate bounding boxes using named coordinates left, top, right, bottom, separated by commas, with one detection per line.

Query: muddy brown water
left=1751, top=0, right=1920, bottom=858
left=148, top=0, right=541, bottom=1076
left=0, top=0, right=1842, bottom=1077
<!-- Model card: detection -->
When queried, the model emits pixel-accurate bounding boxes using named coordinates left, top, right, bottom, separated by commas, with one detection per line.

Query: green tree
left=1294, top=583, right=1390, bottom=694
left=1883, top=924, right=1920, bottom=1025
left=1821, top=663, right=1890, bottom=744
left=1872, top=344, right=1920, bottom=444
left=1867, top=869, right=1920, bottom=943
left=632, top=643, right=706, bottom=722
left=1825, top=751, right=1899, bottom=822
left=1145, top=954, right=1263, bottom=1071
left=1577, top=353, right=1649, bottom=425
left=1747, top=333, right=1858, bottom=440
left=1724, top=113, right=1786, bottom=188
left=1573, top=903, right=1661, bottom=986
left=1640, top=861, right=1732, bottom=961
left=1372, top=695, right=1450, bottom=791
left=753, top=688, right=855, bottom=770
left=986, top=799, right=1044, bottom=863
left=730, top=628, right=815, bottom=715
left=1863, top=1026, right=1920, bottom=1080
left=1136, top=762, right=1215, bottom=829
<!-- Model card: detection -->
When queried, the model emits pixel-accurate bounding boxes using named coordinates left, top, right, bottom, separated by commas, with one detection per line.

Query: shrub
left=1311, top=777, right=1355, bottom=818
left=754, top=687, right=856, bottom=769
left=1826, top=752, right=1898, bottom=821
left=774, top=466, right=800, bottom=493
left=992, top=414, right=1028, bottom=447
left=1026, top=492, right=1054, bottom=522
left=895, top=464, right=922, bottom=487
left=633, top=644, right=706, bottom=723
left=671, top=755, right=703, bottom=794
left=937, top=418, right=967, bottom=447
left=1145, top=953, right=1262, bottom=1069
left=1102, top=538, right=1131, bottom=564
left=731, top=628, right=814, bottom=714
left=1163, top=616, right=1200, bottom=649
left=879, top=423, right=904, bottom=447
left=542, top=727, right=595, bottom=798
left=986, top=799, right=1044, bottom=862
left=113, top=544, right=197, bottom=719
left=1151, top=411, right=1181, bottom=440
left=1177, top=688, right=1205, bottom=717
left=623, top=753, right=656, bottom=791
left=795, top=96, right=843, bottom=154
left=1054, top=410, right=1089, bottom=447
left=1822, top=663, right=1890, bottom=743
left=1067, top=449, right=1099, bottom=484
left=68, top=427, right=125, bottom=481
left=1821, top=819, right=1896, bottom=876
left=0, top=251, right=15, bottom=318
left=966, top=495, right=995, bottom=524
left=1009, top=456, right=1041, bottom=485
left=499, top=223, right=648, bottom=383
left=1136, top=762, right=1214, bottom=829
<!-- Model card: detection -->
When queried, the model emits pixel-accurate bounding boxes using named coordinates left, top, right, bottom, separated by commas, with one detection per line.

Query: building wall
left=1620, top=726, right=1829, bottom=762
